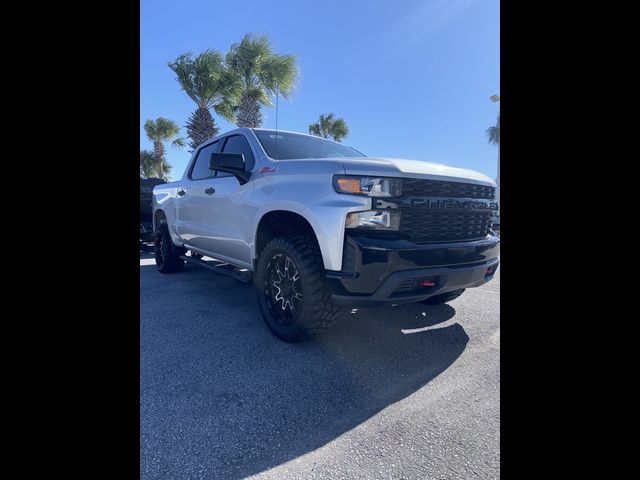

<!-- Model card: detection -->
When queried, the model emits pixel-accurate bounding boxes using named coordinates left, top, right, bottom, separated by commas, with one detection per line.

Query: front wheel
left=256, top=236, right=340, bottom=342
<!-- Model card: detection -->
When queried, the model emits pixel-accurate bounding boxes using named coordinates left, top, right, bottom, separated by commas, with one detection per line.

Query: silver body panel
left=153, top=128, right=496, bottom=272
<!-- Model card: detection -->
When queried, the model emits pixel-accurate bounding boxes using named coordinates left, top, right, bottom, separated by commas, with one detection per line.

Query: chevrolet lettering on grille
left=374, top=197, right=498, bottom=211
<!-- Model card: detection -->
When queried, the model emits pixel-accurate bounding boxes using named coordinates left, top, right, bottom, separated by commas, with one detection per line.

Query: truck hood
left=337, top=157, right=495, bottom=186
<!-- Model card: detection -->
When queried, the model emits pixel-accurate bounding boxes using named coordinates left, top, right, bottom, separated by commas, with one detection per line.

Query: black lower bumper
left=326, top=233, right=500, bottom=306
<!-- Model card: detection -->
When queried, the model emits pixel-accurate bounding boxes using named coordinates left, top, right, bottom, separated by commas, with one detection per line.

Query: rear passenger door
left=197, top=134, right=257, bottom=267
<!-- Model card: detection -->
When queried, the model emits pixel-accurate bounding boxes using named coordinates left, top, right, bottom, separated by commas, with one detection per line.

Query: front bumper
left=326, top=233, right=500, bottom=306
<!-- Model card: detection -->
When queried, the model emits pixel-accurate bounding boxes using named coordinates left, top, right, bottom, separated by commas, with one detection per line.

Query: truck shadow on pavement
left=140, top=263, right=469, bottom=479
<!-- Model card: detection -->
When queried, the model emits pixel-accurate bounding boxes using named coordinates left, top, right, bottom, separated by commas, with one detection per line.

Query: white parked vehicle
left=153, top=128, right=500, bottom=342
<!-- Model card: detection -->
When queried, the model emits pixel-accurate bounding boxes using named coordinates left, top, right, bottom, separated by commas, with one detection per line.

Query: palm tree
left=486, top=112, right=500, bottom=146
left=155, top=158, right=172, bottom=181
left=309, top=113, right=350, bottom=142
left=140, top=150, right=173, bottom=181
left=168, top=49, right=240, bottom=150
left=226, top=34, right=299, bottom=128
left=140, top=150, right=156, bottom=178
left=143, top=117, right=184, bottom=179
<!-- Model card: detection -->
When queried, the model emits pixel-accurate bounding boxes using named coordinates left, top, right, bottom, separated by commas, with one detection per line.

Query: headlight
left=346, top=210, right=400, bottom=230
left=333, top=175, right=402, bottom=197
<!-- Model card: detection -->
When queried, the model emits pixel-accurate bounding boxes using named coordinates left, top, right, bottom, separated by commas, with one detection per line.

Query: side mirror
left=209, top=153, right=251, bottom=185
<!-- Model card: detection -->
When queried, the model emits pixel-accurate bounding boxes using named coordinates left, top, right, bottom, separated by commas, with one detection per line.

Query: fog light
left=419, top=280, right=436, bottom=287
left=345, top=210, right=400, bottom=230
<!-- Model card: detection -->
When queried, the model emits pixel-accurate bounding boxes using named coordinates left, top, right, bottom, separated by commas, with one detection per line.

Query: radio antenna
left=274, top=82, right=279, bottom=160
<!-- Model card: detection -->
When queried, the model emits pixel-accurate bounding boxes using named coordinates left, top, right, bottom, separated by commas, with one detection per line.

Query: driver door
left=197, top=134, right=257, bottom=267
left=174, top=139, right=222, bottom=247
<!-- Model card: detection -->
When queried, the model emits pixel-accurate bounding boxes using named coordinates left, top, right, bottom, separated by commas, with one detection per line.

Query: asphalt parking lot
left=140, top=248, right=500, bottom=479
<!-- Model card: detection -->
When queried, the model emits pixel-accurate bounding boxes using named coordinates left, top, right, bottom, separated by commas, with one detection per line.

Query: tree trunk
left=186, top=107, right=219, bottom=151
left=236, top=91, right=263, bottom=128
left=153, top=140, right=165, bottom=179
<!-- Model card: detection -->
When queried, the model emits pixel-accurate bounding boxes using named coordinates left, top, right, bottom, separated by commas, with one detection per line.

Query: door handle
left=204, top=187, right=216, bottom=195
left=177, top=189, right=186, bottom=196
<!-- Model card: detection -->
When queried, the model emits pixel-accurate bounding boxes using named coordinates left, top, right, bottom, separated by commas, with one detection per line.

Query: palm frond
left=213, top=98, right=236, bottom=123
left=319, top=113, right=335, bottom=138
left=227, top=34, right=299, bottom=114
left=140, top=149, right=171, bottom=180
left=144, top=117, right=181, bottom=143
left=167, top=52, right=200, bottom=105
left=227, top=34, right=272, bottom=89
left=259, top=54, right=298, bottom=99
left=171, top=138, right=186, bottom=148
left=330, top=118, right=349, bottom=143
left=168, top=49, right=238, bottom=116
left=143, top=119, right=159, bottom=141
left=140, top=150, right=157, bottom=178
left=309, top=113, right=349, bottom=142
left=308, top=123, right=321, bottom=137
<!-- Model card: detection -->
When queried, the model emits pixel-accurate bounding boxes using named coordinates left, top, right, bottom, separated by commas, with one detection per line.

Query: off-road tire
left=154, top=223, right=186, bottom=273
left=256, top=235, right=340, bottom=342
left=420, top=288, right=466, bottom=305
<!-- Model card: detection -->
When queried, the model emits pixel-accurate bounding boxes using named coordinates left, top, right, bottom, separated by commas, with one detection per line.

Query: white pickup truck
left=153, top=128, right=499, bottom=342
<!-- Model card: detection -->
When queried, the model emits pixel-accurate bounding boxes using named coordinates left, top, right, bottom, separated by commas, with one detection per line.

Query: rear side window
left=190, top=141, right=221, bottom=180
left=221, top=135, right=255, bottom=171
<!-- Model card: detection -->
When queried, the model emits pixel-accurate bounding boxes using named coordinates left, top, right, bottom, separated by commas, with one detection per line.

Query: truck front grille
left=400, top=211, right=493, bottom=243
left=402, top=178, right=495, bottom=200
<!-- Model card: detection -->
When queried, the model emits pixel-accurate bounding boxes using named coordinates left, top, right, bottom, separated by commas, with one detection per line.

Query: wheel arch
left=153, top=209, right=167, bottom=232
left=254, top=210, right=333, bottom=270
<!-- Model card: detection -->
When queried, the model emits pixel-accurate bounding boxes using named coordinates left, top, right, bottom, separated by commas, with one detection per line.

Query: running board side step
left=179, top=255, right=253, bottom=284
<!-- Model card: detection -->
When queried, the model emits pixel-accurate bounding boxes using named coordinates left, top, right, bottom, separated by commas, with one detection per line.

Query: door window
left=221, top=135, right=256, bottom=172
left=189, top=140, right=221, bottom=180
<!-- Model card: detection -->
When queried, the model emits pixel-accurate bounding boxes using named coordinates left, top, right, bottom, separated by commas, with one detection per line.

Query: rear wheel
left=420, top=289, right=465, bottom=305
left=154, top=223, right=186, bottom=273
left=256, top=235, right=339, bottom=342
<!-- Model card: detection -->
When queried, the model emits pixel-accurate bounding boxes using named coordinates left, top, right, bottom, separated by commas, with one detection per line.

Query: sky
left=141, top=0, right=500, bottom=182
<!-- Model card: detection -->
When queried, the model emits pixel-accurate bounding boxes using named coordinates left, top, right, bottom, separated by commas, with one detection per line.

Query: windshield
left=254, top=130, right=366, bottom=160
